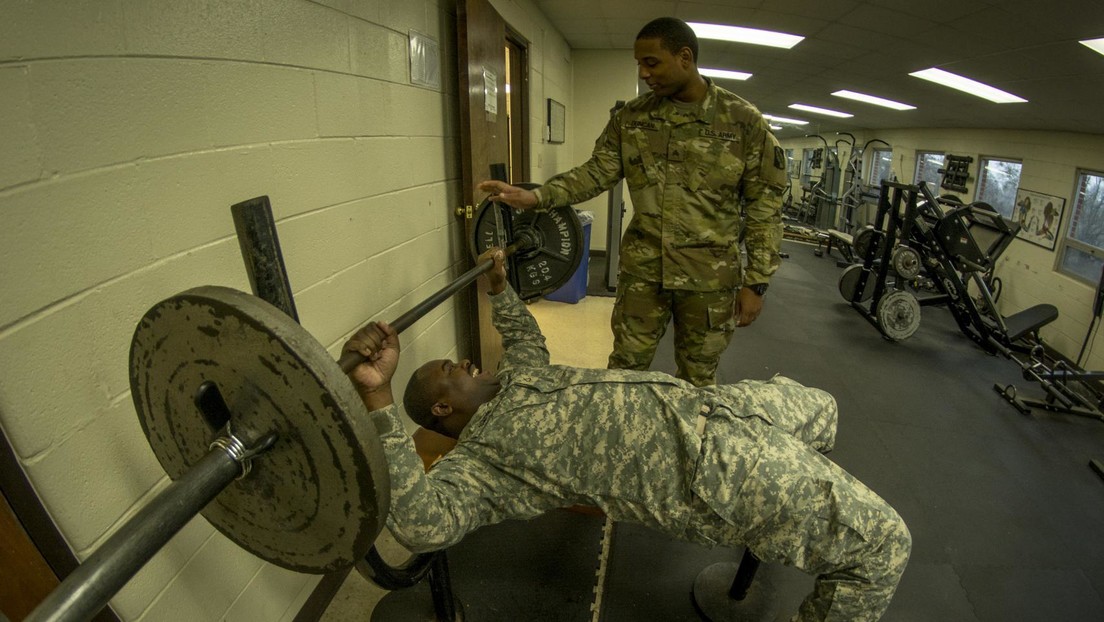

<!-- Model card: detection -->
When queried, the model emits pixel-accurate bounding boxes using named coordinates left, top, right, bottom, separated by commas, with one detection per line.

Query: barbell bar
left=336, top=235, right=533, bottom=373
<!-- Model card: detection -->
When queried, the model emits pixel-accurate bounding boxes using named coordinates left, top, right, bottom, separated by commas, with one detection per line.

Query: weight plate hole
left=194, top=380, right=232, bottom=434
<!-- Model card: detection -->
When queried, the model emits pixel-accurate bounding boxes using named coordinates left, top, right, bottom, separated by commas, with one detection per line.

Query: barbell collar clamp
left=209, top=424, right=277, bottom=480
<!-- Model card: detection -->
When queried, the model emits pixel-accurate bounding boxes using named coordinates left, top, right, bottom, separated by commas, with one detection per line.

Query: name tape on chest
left=701, top=128, right=740, bottom=142
left=625, top=119, right=659, bottom=131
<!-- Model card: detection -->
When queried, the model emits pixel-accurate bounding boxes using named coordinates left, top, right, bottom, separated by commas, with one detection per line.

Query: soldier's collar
left=649, top=77, right=718, bottom=124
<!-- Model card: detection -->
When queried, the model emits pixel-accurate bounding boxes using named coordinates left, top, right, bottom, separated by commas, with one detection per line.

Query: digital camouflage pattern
left=362, top=287, right=910, bottom=620
left=535, top=79, right=787, bottom=291
left=608, top=273, right=736, bottom=386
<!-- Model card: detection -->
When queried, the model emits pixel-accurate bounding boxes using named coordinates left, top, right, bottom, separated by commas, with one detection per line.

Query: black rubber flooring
left=370, top=510, right=605, bottom=621
left=382, top=240, right=1104, bottom=621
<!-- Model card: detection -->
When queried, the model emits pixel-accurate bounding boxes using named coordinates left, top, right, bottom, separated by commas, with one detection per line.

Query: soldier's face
left=634, top=37, right=693, bottom=99
left=421, top=358, right=500, bottom=405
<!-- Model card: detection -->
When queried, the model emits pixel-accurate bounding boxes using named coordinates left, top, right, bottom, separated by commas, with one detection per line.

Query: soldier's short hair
left=403, top=368, right=440, bottom=431
left=636, top=17, right=699, bottom=63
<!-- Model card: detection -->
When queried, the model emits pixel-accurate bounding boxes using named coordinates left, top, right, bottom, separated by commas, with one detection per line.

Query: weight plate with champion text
left=470, top=182, right=584, bottom=301
left=876, top=290, right=922, bottom=341
left=129, top=286, right=390, bottom=573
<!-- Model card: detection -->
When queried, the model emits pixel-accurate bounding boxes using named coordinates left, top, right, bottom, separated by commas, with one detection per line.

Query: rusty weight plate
left=129, top=286, right=389, bottom=573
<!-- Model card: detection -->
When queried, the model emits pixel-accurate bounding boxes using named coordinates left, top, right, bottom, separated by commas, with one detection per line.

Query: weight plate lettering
left=130, top=286, right=389, bottom=573
left=470, top=182, right=584, bottom=301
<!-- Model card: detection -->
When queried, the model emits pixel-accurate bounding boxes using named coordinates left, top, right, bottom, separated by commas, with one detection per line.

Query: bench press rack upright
left=840, top=180, right=944, bottom=341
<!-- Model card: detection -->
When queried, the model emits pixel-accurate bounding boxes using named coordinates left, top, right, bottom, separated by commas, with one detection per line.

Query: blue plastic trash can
left=545, top=210, right=593, bottom=304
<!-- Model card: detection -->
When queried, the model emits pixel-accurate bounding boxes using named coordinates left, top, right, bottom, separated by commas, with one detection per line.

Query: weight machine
left=814, top=136, right=889, bottom=264
left=838, top=181, right=1104, bottom=480
left=840, top=180, right=1057, bottom=345
left=802, top=135, right=841, bottom=231
left=991, top=264, right=1104, bottom=482
left=836, top=135, right=888, bottom=234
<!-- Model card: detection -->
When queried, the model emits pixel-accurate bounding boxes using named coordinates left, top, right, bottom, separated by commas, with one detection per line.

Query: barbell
left=27, top=194, right=584, bottom=622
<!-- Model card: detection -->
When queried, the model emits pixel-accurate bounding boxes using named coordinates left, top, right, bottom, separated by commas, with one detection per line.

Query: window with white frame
left=868, top=148, right=893, bottom=186
left=914, top=151, right=946, bottom=194
left=1058, top=169, right=1104, bottom=285
left=975, top=157, right=1023, bottom=218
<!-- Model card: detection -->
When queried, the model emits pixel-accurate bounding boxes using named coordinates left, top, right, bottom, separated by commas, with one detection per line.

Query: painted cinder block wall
left=0, top=0, right=572, bottom=619
left=778, top=128, right=1104, bottom=369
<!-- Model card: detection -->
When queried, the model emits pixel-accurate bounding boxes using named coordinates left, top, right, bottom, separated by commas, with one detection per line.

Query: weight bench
left=931, top=197, right=1059, bottom=352
left=814, top=228, right=855, bottom=264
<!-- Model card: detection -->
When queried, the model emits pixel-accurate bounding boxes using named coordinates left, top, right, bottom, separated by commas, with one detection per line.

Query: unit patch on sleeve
left=773, top=146, right=786, bottom=170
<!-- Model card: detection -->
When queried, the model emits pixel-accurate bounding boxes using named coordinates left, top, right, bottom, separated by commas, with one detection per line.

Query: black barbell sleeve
left=26, top=446, right=245, bottom=622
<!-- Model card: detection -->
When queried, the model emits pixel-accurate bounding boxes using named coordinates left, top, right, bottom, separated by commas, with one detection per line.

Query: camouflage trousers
left=691, top=376, right=911, bottom=621
left=608, top=274, right=736, bottom=387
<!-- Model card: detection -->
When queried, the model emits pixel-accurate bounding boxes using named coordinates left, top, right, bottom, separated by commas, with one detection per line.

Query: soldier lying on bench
left=345, top=249, right=911, bottom=621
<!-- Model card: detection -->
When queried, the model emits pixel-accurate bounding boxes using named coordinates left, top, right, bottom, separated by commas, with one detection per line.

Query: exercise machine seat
left=1004, top=304, right=1059, bottom=344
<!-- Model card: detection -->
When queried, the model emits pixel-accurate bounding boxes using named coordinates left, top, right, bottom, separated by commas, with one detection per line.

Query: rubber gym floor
left=358, top=239, right=1104, bottom=621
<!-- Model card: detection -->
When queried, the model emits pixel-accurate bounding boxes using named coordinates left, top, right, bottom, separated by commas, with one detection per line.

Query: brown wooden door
left=1, top=491, right=59, bottom=621
left=457, top=0, right=512, bottom=373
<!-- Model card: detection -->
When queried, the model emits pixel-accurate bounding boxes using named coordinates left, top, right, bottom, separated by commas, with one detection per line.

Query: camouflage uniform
left=533, top=79, right=787, bottom=386
left=361, top=287, right=911, bottom=621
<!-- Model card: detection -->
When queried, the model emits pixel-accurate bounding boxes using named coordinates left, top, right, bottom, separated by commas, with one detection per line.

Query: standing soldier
left=479, top=16, right=787, bottom=386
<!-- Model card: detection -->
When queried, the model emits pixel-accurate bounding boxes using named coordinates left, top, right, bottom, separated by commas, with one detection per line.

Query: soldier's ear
left=678, top=46, right=694, bottom=67
left=431, top=401, right=453, bottom=418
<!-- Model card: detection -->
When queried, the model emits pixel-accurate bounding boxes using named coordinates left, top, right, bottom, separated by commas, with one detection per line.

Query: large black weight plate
left=470, top=183, right=584, bottom=301
left=129, top=286, right=389, bottom=573
left=838, top=263, right=876, bottom=303
left=852, top=225, right=885, bottom=261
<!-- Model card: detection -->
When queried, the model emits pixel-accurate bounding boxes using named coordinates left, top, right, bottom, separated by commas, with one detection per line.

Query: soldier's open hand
left=477, top=180, right=538, bottom=210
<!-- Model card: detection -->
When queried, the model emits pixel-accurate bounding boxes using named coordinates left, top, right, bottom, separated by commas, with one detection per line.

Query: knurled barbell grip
left=336, top=242, right=523, bottom=374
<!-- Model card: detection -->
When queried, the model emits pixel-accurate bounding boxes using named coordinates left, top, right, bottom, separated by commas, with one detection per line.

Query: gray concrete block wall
left=0, top=0, right=572, bottom=619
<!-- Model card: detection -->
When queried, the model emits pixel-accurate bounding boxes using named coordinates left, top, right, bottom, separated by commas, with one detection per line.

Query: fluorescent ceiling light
left=909, top=68, right=1027, bottom=103
left=688, top=22, right=804, bottom=49
left=1081, top=37, right=1104, bottom=56
left=831, top=89, right=916, bottom=111
left=700, top=67, right=752, bottom=81
left=763, top=114, right=809, bottom=126
left=789, top=103, right=854, bottom=118
left=769, top=124, right=783, bottom=131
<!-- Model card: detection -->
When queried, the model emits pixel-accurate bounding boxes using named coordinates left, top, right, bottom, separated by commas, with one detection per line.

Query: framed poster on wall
left=1013, top=188, right=1066, bottom=251
left=547, top=98, right=565, bottom=144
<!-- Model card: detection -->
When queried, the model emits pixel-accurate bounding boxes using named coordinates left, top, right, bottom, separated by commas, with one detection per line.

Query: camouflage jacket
left=535, top=79, right=787, bottom=291
left=363, top=287, right=842, bottom=553
left=366, top=286, right=717, bottom=552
